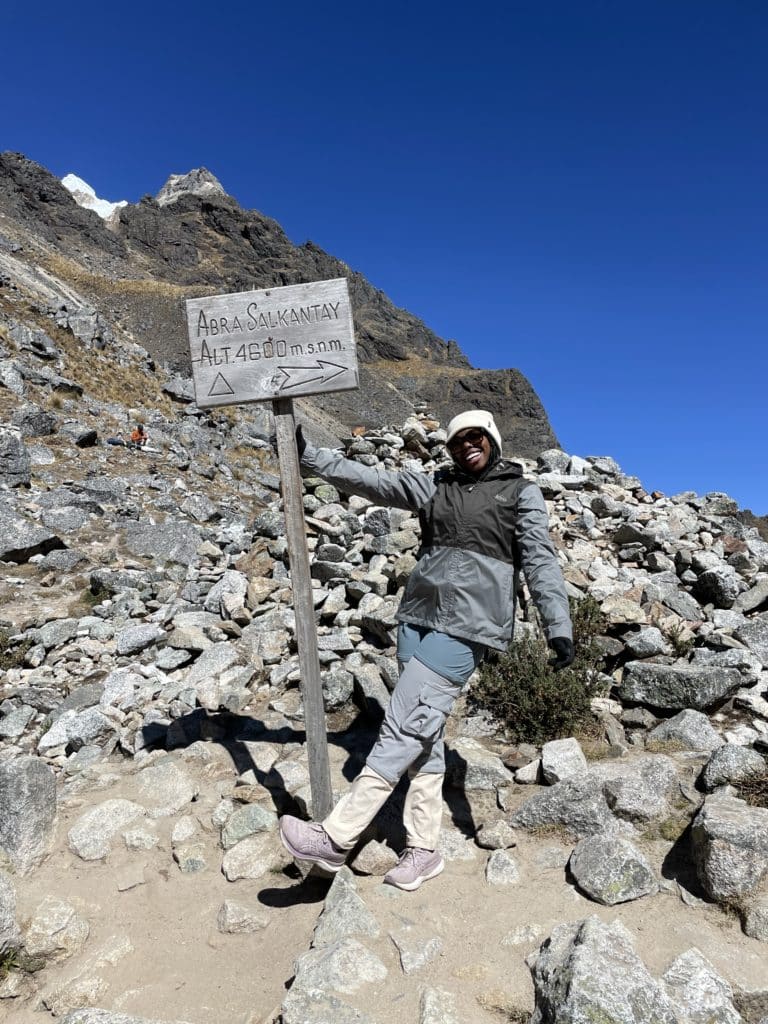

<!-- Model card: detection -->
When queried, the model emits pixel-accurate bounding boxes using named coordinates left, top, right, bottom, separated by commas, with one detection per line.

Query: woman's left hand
left=548, top=637, right=575, bottom=671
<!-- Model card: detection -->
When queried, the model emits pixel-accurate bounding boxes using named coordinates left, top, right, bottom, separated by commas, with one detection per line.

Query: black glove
left=268, top=426, right=307, bottom=458
left=295, top=424, right=307, bottom=458
left=548, top=637, right=575, bottom=671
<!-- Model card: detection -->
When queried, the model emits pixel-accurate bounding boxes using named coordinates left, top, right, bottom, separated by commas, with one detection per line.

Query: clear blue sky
left=5, top=1, right=767, bottom=512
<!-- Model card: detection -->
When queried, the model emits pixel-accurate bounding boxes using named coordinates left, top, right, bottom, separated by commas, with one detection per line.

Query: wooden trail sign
left=185, top=278, right=358, bottom=408
left=184, top=279, right=360, bottom=822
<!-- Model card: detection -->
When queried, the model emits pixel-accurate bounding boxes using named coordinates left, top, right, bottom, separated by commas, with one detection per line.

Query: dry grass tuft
left=44, top=254, right=191, bottom=300
left=735, top=766, right=768, bottom=808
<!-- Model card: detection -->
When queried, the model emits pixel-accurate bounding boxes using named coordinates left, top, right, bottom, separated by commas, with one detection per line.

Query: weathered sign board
left=184, top=277, right=358, bottom=408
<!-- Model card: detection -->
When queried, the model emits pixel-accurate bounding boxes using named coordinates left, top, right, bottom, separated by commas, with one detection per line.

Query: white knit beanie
left=445, top=409, right=502, bottom=453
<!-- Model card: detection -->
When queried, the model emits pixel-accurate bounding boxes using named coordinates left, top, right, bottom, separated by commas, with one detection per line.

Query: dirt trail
left=5, top=721, right=767, bottom=1024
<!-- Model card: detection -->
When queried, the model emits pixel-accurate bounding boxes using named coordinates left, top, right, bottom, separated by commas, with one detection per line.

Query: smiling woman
left=279, top=407, right=575, bottom=892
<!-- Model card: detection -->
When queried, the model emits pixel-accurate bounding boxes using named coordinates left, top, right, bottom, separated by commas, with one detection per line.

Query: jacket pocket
left=400, top=681, right=457, bottom=741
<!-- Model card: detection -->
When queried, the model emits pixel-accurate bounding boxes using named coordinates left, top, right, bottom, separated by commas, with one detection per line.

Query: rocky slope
left=1, top=294, right=768, bottom=1020
left=1, top=154, right=767, bottom=1024
left=0, top=152, right=555, bottom=457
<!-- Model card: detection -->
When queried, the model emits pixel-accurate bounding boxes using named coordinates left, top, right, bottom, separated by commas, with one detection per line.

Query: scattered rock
left=527, top=916, right=678, bottom=1024
left=0, top=756, right=57, bottom=874
left=569, top=834, right=658, bottom=905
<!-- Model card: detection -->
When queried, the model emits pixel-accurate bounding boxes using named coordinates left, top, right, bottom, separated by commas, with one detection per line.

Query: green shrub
left=470, top=595, right=608, bottom=745
left=666, top=621, right=694, bottom=658
left=0, top=949, right=19, bottom=981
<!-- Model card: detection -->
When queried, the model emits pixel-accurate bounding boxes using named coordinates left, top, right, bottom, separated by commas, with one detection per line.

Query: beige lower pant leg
left=403, top=771, right=445, bottom=850
left=322, top=766, right=394, bottom=850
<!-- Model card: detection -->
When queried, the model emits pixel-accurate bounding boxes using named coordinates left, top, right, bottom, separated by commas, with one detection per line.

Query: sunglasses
left=447, top=428, right=487, bottom=451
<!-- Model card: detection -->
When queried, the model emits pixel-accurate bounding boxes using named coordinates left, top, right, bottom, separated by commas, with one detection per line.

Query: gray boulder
left=742, top=893, right=768, bottom=942
left=281, top=988, right=372, bottom=1024
left=700, top=745, right=766, bottom=791
left=290, top=937, right=387, bottom=997
left=23, top=896, right=89, bottom=962
left=312, top=868, right=381, bottom=948
left=527, top=916, right=678, bottom=1024
left=648, top=709, right=723, bottom=752
left=603, top=774, right=670, bottom=823
left=322, top=665, right=354, bottom=711
left=661, top=948, right=741, bottom=1024
left=569, top=834, right=658, bottom=905
left=619, top=662, right=743, bottom=711
left=485, top=849, right=521, bottom=886
left=445, top=737, right=515, bottom=791
left=644, top=581, right=703, bottom=621
left=12, top=404, right=57, bottom=436
left=0, top=504, right=63, bottom=561
left=125, top=520, right=201, bottom=565
left=41, top=506, right=89, bottom=532
left=476, top=820, right=518, bottom=849
left=220, top=804, right=277, bottom=849
left=216, top=899, right=269, bottom=934
left=734, top=613, right=768, bottom=668
left=0, top=871, right=20, bottom=953
left=541, top=737, right=588, bottom=784
left=38, top=707, right=116, bottom=753
left=180, top=493, right=220, bottom=523
left=0, top=704, right=35, bottom=739
left=115, top=623, right=166, bottom=656
left=9, top=323, right=60, bottom=359
left=134, top=760, right=199, bottom=818
left=0, top=428, right=31, bottom=486
left=510, top=776, right=616, bottom=838
left=162, top=374, right=195, bottom=402
left=420, top=987, right=460, bottom=1024
left=221, top=833, right=290, bottom=881
left=691, top=794, right=768, bottom=901
left=203, top=569, right=248, bottom=613
left=588, top=754, right=681, bottom=822
left=61, top=424, right=98, bottom=447
left=68, top=799, right=146, bottom=860
left=623, top=627, right=670, bottom=658
left=348, top=658, right=390, bottom=718
left=183, top=639, right=241, bottom=684
left=0, top=756, right=57, bottom=874
left=733, top=579, right=768, bottom=614
left=694, top=567, right=745, bottom=609
left=0, top=359, right=25, bottom=396
left=359, top=595, right=400, bottom=644
left=538, top=449, right=570, bottom=473
left=34, top=617, right=80, bottom=650
left=252, top=508, right=284, bottom=539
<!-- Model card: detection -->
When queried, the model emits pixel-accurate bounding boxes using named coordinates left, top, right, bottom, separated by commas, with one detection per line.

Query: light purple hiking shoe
left=383, top=847, right=445, bottom=891
left=279, top=815, right=347, bottom=873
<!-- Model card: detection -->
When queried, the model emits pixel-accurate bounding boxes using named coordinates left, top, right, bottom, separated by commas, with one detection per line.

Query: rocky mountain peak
left=155, top=168, right=227, bottom=207
left=0, top=151, right=554, bottom=454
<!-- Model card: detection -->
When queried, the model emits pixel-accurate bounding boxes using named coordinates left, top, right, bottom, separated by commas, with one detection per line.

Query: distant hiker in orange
left=129, top=423, right=147, bottom=448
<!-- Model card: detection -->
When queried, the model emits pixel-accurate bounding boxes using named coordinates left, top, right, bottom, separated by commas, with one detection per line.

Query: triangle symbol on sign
left=208, top=372, right=235, bottom=397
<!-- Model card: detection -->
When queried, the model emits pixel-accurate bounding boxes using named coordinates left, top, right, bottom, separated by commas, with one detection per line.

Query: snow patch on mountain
left=61, top=173, right=128, bottom=221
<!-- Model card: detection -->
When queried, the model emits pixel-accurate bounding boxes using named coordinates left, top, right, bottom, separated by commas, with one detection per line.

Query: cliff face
left=0, top=151, right=557, bottom=454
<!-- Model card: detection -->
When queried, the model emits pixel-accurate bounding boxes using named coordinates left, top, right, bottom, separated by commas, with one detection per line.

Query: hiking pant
left=322, top=626, right=484, bottom=851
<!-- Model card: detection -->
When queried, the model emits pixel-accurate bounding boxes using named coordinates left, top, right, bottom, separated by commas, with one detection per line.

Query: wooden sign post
left=185, top=278, right=359, bottom=822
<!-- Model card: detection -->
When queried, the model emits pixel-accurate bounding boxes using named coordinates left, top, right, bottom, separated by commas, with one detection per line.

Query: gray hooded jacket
left=302, top=443, right=572, bottom=651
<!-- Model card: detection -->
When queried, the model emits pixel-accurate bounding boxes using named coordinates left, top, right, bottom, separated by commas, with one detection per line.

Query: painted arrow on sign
left=272, top=360, right=348, bottom=392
